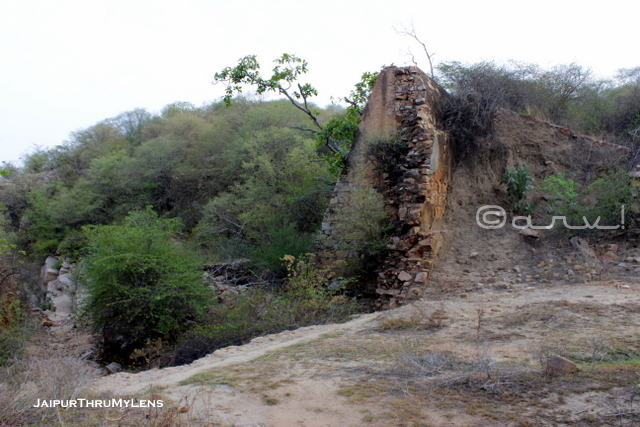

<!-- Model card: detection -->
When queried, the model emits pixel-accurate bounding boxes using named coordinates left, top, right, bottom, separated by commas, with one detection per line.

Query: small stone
left=469, top=252, right=479, bottom=258
left=544, top=355, right=580, bottom=377
left=105, top=362, right=122, bottom=374
left=414, top=272, right=428, bottom=283
left=600, top=251, right=619, bottom=261
left=397, top=271, right=413, bottom=282
left=537, top=261, right=546, bottom=267
left=573, top=265, right=585, bottom=271
left=617, top=262, right=635, bottom=268
left=519, top=227, right=541, bottom=238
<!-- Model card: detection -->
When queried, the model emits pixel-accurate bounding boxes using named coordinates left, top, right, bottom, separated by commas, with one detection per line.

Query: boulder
left=544, top=354, right=580, bottom=377
left=41, top=256, right=60, bottom=284
left=51, top=294, right=73, bottom=316
left=46, top=279, right=60, bottom=297
left=58, top=273, right=76, bottom=293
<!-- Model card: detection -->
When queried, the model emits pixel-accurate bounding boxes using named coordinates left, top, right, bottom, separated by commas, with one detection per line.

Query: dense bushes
left=3, top=99, right=342, bottom=265
left=438, top=62, right=640, bottom=166
left=539, top=170, right=634, bottom=229
left=80, top=208, right=212, bottom=352
left=171, top=255, right=358, bottom=366
left=0, top=205, right=27, bottom=366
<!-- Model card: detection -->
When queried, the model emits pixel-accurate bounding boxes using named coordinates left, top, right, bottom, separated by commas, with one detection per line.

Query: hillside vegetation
left=0, top=58, right=639, bottom=383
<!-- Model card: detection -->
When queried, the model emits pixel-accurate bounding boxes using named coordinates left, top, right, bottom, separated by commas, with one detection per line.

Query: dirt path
left=89, top=279, right=640, bottom=427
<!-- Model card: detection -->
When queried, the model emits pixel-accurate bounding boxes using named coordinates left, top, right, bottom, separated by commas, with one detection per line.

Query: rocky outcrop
left=41, top=256, right=83, bottom=322
left=316, top=66, right=452, bottom=308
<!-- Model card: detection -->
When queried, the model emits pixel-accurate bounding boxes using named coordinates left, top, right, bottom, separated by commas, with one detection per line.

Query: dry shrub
left=394, top=349, right=461, bottom=378
left=376, top=304, right=448, bottom=331
left=0, top=356, right=98, bottom=426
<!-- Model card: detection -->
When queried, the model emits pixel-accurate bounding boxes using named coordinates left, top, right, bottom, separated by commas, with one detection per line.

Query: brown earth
left=84, top=279, right=640, bottom=427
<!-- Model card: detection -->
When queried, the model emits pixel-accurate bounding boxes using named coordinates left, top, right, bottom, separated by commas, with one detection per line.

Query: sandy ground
left=89, top=278, right=640, bottom=427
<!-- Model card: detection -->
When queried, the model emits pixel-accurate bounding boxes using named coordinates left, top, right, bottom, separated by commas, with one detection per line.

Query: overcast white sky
left=1, top=0, right=637, bottom=165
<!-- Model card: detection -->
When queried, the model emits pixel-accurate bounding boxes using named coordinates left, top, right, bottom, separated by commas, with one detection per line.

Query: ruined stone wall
left=316, top=66, right=452, bottom=308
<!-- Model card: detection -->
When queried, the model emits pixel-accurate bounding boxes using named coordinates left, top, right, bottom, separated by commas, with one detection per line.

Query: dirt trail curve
left=89, top=279, right=640, bottom=427
left=91, top=311, right=382, bottom=396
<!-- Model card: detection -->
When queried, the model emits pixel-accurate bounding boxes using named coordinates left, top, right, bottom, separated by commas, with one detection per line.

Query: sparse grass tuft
left=263, top=396, right=279, bottom=405
left=376, top=304, right=448, bottom=331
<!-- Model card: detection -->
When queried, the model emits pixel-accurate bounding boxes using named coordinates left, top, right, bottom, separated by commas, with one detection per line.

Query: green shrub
left=57, top=230, right=89, bottom=262
left=501, top=166, right=534, bottom=214
left=366, top=135, right=409, bottom=186
left=170, top=255, right=358, bottom=366
left=80, top=207, right=212, bottom=353
left=252, top=221, right=314, bottom=272
left=539, top=170, right=633, bottom=229
left=331, top=184, right=393, bottom=287
left=0, top=296, right=27, bottom=366
left=0, top=326, right=28, bottom=367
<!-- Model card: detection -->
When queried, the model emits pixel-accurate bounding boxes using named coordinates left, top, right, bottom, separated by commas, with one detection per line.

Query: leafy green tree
left=0, top=203, right=26, bottom=366
left=214, top=54, right=324, bottom=131
left=195, top=127, right=334, bottom=267
left=114, top=108, right=152, bottom=144
left=23, top=178, right=105, bottom=255
left=80, top=208, right=212, bottom=352
left=214, top=54, right=378, bottom=168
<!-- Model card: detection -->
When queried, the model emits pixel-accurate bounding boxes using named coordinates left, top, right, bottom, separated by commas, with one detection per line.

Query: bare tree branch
left=275, top=82, right=323, bottom=130
left=396, top=22, right=435, bottom=77
left=290, top=126, right=318, bottom=133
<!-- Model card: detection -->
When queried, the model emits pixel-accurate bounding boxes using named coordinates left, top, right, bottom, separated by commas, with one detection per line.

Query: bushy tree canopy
left=80, top=208, right=212, bottom=349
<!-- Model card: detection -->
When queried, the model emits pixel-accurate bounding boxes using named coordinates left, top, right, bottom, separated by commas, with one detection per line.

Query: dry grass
left=0, top=356, right=98, bottom=426
left=0, top=355, right=235, bottom=426
left=375, top=304, right=448, bottom=332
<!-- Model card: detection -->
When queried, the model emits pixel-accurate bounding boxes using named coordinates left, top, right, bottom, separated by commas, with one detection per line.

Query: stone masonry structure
left=316, top=66, right=452, bottom=308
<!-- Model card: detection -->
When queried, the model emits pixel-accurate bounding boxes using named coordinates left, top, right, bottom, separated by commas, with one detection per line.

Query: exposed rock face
left=316, top=66, right=452, bottom=308
left=41, top=256, right=81, bottom=321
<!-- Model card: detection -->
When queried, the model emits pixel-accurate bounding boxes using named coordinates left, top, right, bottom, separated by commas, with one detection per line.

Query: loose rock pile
left=41, top=256, right=83, bottom=322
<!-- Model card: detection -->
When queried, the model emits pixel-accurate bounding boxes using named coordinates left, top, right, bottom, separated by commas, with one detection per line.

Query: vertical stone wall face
left=316, top=66, right=452, bottom=308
